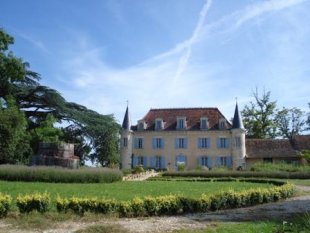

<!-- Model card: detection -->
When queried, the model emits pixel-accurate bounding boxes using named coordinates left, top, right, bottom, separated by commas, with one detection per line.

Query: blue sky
left=1, top=0, right=309, bottom=125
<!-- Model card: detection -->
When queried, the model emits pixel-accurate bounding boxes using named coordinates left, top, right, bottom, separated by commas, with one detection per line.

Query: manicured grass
left=0, top=181, right=274, bottom=201
left=286, top=179, right=310, bottom=186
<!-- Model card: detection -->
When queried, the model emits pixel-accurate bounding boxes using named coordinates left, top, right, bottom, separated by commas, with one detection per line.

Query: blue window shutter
left=152, top=138, right=156, bottom=149
left=227, top=156, right=232, bottom=168
left=216, top=157, right=221, bottom=167
left=161, top=156, right=166, bottom=169
left=134, top=138, right=138, bottom=148
left=133, top=157, right=138, bottom=167
left=143, top=156, right=148, bottom=168
left=162, top=139, right=165, bottom=149
left=207, top=157, right=212, bottom=168
left=184, top=138, right=188, bottom=148
left=207, top=138, right=211, bottom=148
left=226, top=139, right=230, bottom=148
left=175, top=138, right=179, bottom=148
left=217, top=137, right=220, bottom=148
left=197, top=138, right=201, bottom=148
left=151, top=157, right=156, bottom=168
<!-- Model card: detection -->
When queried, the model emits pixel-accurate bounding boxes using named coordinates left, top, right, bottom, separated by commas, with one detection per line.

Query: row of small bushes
left=163, top=170, right=310, bottom=179
left=0, top=183, right=294, bottom=217
left=56, top=183, right=294, bottom=216
left=0, top=165, right=123, bottom=183
left=147, top=177, right=287, bottom=186
left=249, top=162, right=310, bottom=172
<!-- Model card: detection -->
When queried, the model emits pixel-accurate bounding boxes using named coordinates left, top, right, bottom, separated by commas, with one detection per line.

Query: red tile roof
left=132, top=108, right=231, bottom=131
left=246, top=136, right=310, bottom=159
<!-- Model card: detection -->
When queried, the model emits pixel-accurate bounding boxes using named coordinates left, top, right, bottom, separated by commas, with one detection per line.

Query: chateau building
left=120, top=103, right=246, bottom=170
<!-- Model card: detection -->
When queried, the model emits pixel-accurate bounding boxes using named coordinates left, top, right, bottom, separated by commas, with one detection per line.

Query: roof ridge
left=150, top=107, right=219, bottom=111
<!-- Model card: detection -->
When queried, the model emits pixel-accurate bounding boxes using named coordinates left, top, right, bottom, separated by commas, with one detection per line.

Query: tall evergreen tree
left=0, top=28, right=120, bottom=166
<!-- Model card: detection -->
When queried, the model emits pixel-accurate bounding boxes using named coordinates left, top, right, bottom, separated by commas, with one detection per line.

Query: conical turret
left=122, top=106, right=131, bottom=131
left=232, top=103, right=244, bottom=129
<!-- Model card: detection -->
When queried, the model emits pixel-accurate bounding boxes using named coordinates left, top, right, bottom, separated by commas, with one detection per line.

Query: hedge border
left=162, top=171, right=310, bottom=179
left=55, top=181, right=295, bottom=217
left=0, top=165, right=123, bottom=183
left=0, top=179, right=295, bottom=218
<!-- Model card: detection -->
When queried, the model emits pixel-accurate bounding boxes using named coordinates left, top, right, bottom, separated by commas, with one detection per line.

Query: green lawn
left=0, top=180, right=274, bottom=201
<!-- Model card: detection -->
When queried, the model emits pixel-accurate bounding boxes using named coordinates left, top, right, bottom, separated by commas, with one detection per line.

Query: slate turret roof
left=122, top=106, right=130, bottom=130
left=232, top=103, right=244, bottom=129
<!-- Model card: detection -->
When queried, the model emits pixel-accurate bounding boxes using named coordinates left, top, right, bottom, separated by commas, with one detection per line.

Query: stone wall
left=32, top=142, right=79, bottom=169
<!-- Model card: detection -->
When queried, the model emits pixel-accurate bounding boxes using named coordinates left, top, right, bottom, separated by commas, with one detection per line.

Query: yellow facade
left=121, top=129, right=240, bottom=170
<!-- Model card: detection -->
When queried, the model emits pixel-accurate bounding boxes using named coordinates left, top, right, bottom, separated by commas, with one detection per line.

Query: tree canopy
left=241, top=88, right=277, bottom=139
left=0, top=28, right=120, bottom=166
left=241, top=88, right=308, bottom=140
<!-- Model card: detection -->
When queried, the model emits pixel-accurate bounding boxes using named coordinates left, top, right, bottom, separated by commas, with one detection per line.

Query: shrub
left=0, top=165, right=123, bottom=183
left=133, top=165, right=144, bottom=174
left=163, top=170, right=310, bottom=179
left=54, top=181, right=294, bottom=217
left=118, top=201, right=133, bottom=217
left=250, top=162, right=310, bottom=173
left=0, top=193, right=12, bottom=217
left=16, top=192, right=50, bottom=213
left=131, top=197, right=145, bottom=217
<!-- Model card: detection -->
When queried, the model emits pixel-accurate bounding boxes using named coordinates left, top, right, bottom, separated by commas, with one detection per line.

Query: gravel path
left=0, top=186, right=309, bottom=233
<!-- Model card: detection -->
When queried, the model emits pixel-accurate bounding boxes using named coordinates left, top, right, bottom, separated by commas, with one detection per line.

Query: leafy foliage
left=275, top=107, right=306, bottom=139
left=241, top=88, right=277, bottom=139
left=0, top=98, right=32, bottom=164
left=0, top=28, right=120, bottom=166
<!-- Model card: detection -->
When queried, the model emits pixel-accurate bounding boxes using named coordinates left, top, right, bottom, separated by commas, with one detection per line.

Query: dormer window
left=155, top=118, right=163, bottom=131
left=219, top=118, right=227, bottom=130
left=138, top=120, right=147, bottom=131
left=177, top=117, right=186, bottom=130
left=200, top=117, right=209, bottom=130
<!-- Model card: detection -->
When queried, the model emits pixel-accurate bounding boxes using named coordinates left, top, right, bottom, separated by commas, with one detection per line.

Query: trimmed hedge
left=55, top=183, right=295, bottom=217
left=16, top=192, right=50, bottom=213
left=162, top=171, right=310, bottom=179
left=0, top=165, right=123, bottom=183
left=0, top=193, right=12, bottom=217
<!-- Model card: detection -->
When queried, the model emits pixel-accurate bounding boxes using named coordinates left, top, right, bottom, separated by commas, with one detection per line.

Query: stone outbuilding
left=32, top=142, right=80, bottom=169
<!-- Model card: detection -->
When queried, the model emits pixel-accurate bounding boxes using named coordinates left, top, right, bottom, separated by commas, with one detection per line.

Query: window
left=176, top=138, right=187, bottom=149
left=135, top=138, right=144, bottom=149
left=235, top=136, right=241, bottom=148
left=155, top=156, right=162, bottom=169
left=220, top=157, right=227, bottom=166
left=177, top=117, right=186, bottom=130
left=155, top=119, right=163, bottom=130
left=217, top=137, right=229, bottom=148
left=216, top=156, right=232, bottom=167
left=153, top=138, right=164, bottom=149
left=201, top=156, right=209, bottom=167
left=138, top=120, right=146, bottom=131
left=137, top=156, right=144, bottom=165
left=200, top=118, right=208, bottom=130
left=123, top=138, right=128, bottom=148
left=263, top=158, right=273, bottom=163
left=219, top=119, right=226, bottom=130
left=198, top=137, right=210, bottom=148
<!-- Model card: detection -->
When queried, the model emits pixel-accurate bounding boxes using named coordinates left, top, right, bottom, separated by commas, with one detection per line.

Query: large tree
left=241, top=88, right=277, bottom=139
left=275, top=107, right=306, bottom=140
left=0, top=28, right=120, bottom=166
left=0, top=98, right=32, bottom=164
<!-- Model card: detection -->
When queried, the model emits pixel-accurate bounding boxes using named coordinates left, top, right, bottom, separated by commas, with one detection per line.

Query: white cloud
left=58, top=0, right=310, bottom=124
